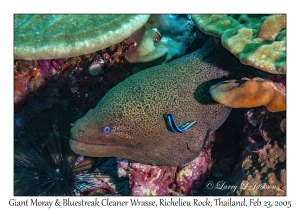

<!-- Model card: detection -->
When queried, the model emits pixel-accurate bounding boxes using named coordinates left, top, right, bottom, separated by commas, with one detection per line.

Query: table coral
left=14, top=14, right=150, bottom=60
left=125, top=14, right=206, bottom=63
left=191, top=14, right=286, bottom=74
left=209, top=77, right=286, bottom=112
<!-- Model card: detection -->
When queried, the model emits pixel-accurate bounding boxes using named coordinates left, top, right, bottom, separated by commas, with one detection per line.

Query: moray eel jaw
left=69, top=139, right=136, bottom=158
left=69, top=109, right=151, bottom=162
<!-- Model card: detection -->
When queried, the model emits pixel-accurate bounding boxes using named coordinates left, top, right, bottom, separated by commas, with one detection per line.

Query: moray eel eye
left=101, top=125, right=112, bottom=134
left=152, top=28, right=161, bottom=43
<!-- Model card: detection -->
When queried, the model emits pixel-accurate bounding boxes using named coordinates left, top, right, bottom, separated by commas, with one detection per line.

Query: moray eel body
left=70, top=38, right=232, bottom=166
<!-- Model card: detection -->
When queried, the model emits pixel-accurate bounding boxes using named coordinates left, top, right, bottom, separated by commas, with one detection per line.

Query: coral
left=209, top=77, right=286, bottom=112
left=129, top=163, right=176, bottom=196
left=117, top=158, right=129, bottom=178
left=222, top=107, right=286, bottom=196
left=14, top=14, right=287, bottom=196
left=237, top=141, right=286, bottom=196
left=14, top=45, right=133, bottom=134
left=192, top=14, right=286, bottom=74
left=127, top=143, right=213, bottom=196
left=125, top=14, right=206, bottom=63
left=14, top=60, right=45, bottom=103
left=38, top=59, right=68, bottom=76
left=14, top=14, right=150, bottom=60
left=280, top=118, right=286, bottom=134
left=80, top=158, right=129, bottom=196
left=14, top=58, right=72, bottom=104
left=175, top=144, right=212, bottom=195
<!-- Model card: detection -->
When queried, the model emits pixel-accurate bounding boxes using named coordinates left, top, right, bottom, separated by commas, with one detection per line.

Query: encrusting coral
left=14, top=14, right=150, bottom=60
left=191, top=14, right=286, bottom=74
left=127, top=143, right=213, bottom=196
left=205, top=106, right=286, bottom=196
left=236, top=139, right=286, bottom=196
left=209, top=77, right=286, bottom=112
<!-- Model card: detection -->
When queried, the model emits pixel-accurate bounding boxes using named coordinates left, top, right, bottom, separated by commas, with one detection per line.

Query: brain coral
left=191, top=14, right=286, bottom=74
left=14, top=14, right=150, bottom=60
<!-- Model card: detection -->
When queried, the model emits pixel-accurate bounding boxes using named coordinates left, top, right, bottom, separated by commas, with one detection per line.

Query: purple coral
left=38, top=59, right=66, bottom=76
left=129, top=163, right=176, bottom=196
left=176, top=144, right=212, bottom=195
left=127, top=143, right=213, bottom=196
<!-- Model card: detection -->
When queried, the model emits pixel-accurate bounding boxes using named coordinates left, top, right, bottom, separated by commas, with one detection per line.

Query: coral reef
left=14, top=59, right=69, bottom=104
left=14, top=14, right=150, bottom=60
left=192, top=14, right=286, bottom=74
left=80, top=158, right=129, bottom=196
left=127, top=143, right=212, bottom=196
left=13, top=14, right=286, bottom=197
left=207, top=107, right=286, bottom=196
left=14, top=44, right=134, bottom=134
left=129, top=163, right=176, bottom=195
left=125, top=14, right=206, bottom=63
left=237, top=140, right=286, bottom=196
left=175, top=143, right=213, bottom=195
left=209, top=77, right=286, bottom=112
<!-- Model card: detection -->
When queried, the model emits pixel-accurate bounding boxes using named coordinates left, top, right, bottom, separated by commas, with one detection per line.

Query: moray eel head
left=70, top=104, right=139, bottom=159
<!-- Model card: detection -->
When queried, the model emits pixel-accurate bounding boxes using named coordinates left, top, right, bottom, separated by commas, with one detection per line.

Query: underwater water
left=14, top=14, right=286, bottom=196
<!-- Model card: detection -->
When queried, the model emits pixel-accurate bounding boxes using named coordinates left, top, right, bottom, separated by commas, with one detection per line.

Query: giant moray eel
left=70, top=38, right=232, bottom=166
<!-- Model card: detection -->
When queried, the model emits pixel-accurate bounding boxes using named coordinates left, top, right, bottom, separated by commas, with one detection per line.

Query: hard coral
left=14, top=57, right=71, bottom=104
left=81, top=158, right=129, bottom=196
left=192, top=14, right=286, bottom=74
left=237, top=147, right=286, bottom=196
left=14, top=14, right=150, bottom=60
left=226, top=108, right=286, bottom=196
left=209, top=77, right=286, bottom=112
left=127, top=143, right=213, bottom=196
left=125, top=14, right=206, bottom=63
left=14, top=60, right=46, bottom=103
left=176, top=144, right=213, bottom=195
left=129, top=163, right=176, bottom=196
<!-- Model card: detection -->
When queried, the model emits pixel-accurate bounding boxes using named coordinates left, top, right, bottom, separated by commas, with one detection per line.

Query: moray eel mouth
left=69, top=138, right=135, bottom=157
